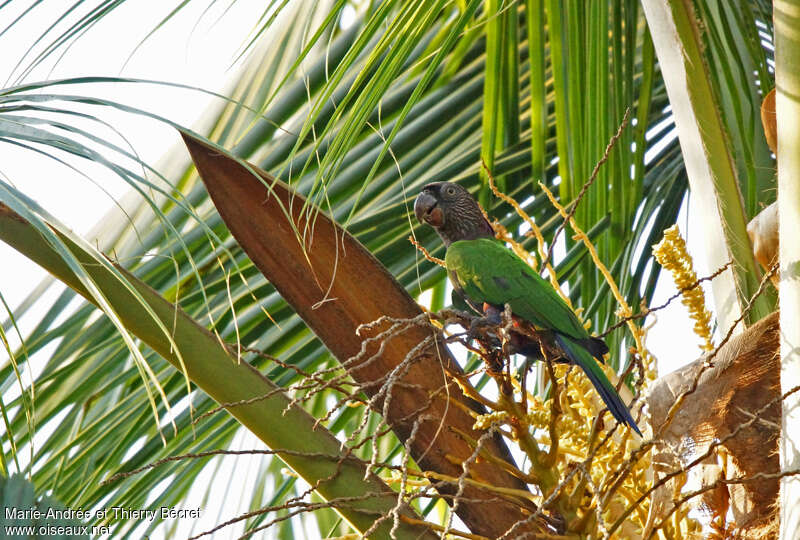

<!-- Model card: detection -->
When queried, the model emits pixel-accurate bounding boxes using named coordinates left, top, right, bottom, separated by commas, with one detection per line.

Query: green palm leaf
left=0, top=0, right=780, bottom=536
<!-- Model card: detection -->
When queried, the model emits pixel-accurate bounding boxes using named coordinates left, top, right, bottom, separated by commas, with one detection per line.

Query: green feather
left=445, top=238, right=641, bottom=435
left=445, top=238, right=587, bottom=337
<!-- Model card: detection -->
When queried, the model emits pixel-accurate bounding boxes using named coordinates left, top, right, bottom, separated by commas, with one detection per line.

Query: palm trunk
left=774, top=1, right=800, bottom=537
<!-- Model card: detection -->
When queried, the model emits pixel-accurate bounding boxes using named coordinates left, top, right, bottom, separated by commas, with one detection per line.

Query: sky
left=0, top=2, right=310, bottom=538
left=0, top=0, right=265, bottom=301
left=0, top=1, right=719, bottom=538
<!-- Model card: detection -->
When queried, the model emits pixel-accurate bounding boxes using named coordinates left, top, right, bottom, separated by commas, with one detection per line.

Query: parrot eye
left=445, top=185, right=456, bottom=196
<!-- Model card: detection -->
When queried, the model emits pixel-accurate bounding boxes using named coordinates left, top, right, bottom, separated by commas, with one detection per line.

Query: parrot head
left=414, top=182, right=494, bottom=246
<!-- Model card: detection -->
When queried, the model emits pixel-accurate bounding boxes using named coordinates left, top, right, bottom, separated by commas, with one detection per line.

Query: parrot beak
left=414, top=191, right=444, bottom=227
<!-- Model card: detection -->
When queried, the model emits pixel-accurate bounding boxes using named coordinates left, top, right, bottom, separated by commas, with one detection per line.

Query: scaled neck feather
left=437, top=206, right=494, bottom=247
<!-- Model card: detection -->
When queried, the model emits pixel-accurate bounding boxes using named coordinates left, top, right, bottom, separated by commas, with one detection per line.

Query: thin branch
left=603, top=380, right=799, bottom=538
left=408, top=235, right=446, bottom=266
left=599, top=261, right=732, bottom=338
left=542, top=108, right=631, bottom=270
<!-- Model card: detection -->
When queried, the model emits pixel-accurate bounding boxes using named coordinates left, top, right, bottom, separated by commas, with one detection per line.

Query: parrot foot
left=466, top=308, right=502, bottom=344
left=481, top=303, right=504, bottom=325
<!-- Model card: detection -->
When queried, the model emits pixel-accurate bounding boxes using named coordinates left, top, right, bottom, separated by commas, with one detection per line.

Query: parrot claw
left=466, top=310, right=503, bottom=344
left=466, top=316, right=493, bottom=343
left=481, top=303, right=504, bottom=325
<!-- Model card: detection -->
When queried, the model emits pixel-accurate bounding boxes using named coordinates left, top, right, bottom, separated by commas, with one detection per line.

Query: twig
left=657, top=262, right=778, bottom=436
left=603, top=380, right=800, bottom=538
left=399, top=516, right=491, bottom=540
left=443, top=423, right=502, bottom=538
left=599, top=261, right=732, bottom=338
left=646, top=467, right=800, bottom=539
left=542, top=108, right=631, bottom=270
left=189, top=492, right=385, bottom=540
left=102, top=449, right=347, bottom=485
left=409, top=235, right=445, bottom=266
left=543, top=355, right=561, bottom=468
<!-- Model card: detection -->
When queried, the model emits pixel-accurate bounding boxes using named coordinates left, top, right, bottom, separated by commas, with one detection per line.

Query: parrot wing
left=444, top=238, right=589, bottom=339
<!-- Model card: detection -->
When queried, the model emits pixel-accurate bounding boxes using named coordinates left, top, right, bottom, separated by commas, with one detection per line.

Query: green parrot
left=414, top=181, right=641, bottom=436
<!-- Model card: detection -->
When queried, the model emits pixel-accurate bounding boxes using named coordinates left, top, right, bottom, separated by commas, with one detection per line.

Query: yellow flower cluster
left=513, top=362, right=700, bottom=539
left=652, top=225, right=715, bottom=351
left=472, top=410, right=509, bottom=430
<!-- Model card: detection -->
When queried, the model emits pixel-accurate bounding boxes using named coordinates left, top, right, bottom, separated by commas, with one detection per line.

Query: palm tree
left=772, top=1, right=800, bottom=538
left=0, top=0, right=789, bottom=538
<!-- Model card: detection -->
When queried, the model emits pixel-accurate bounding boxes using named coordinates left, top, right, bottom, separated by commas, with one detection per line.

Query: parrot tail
left=555, top=334, right=642, bottom=436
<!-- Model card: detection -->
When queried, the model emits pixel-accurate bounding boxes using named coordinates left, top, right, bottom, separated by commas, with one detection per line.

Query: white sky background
left=0, top=0, right=270, bottom=303
left=0, top=2, right=324, bottom=539
left=0, top=1, right=717, bottom=538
